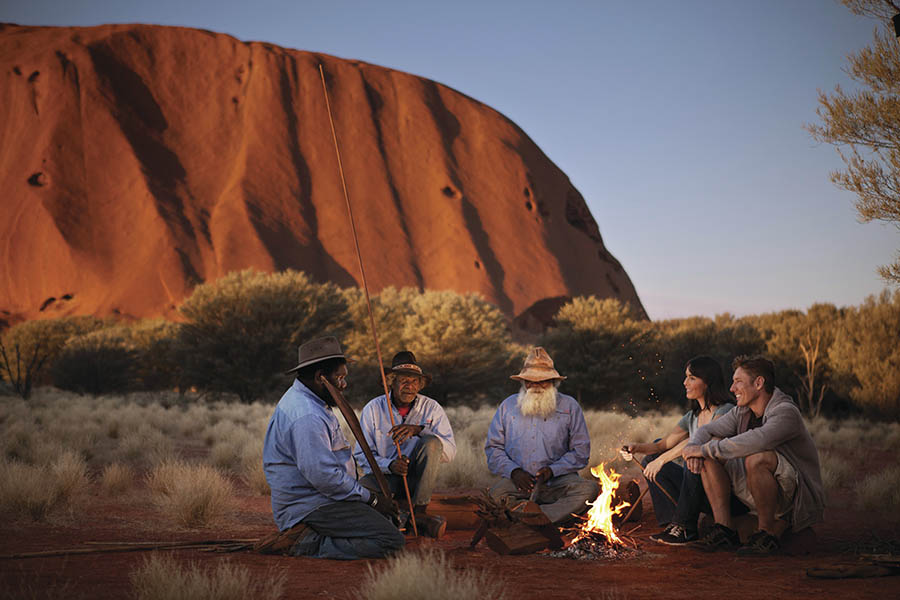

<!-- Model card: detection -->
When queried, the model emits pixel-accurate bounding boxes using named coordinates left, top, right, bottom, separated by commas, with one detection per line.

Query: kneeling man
left=683, top=355, right=825, bottom=555
left=485, top=347, right=599, bottom=524
left=356, top=351, right=456, bottom=538
left=262, top=337, right=404, bottom=559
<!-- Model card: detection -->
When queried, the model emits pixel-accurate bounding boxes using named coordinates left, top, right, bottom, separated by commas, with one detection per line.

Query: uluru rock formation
left=0, top=23, right=644, bottom=329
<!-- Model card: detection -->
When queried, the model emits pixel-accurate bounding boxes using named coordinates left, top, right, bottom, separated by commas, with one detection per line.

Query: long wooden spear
left=318, top=63, right=418, bottom=536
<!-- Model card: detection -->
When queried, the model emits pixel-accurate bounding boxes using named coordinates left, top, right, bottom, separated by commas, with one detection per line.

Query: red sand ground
left=1, top=480, right=896, bottom=600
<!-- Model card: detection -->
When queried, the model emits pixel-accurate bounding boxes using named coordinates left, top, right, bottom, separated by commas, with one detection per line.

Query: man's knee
left=744, top=451, right=777, bottom=475
left=419, top=434, right=442, bottom=457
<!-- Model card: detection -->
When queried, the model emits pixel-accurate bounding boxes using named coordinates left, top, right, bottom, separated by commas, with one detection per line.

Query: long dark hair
left=686, top=355, right=732, bottom=415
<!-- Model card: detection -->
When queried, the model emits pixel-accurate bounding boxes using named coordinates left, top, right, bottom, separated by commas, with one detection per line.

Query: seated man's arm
left=484, top=403, right=520, bottom=478
left=422, top=403, right=457, bottom=463
left=295, top=416, right=371, bottom=502
left=702, top=405, right=802, bottom=461
left=548, top=401, right=591, bottom=477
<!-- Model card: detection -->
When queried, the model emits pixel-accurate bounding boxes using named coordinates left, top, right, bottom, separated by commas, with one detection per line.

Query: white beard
left=517, top=384, right=558, bottom=419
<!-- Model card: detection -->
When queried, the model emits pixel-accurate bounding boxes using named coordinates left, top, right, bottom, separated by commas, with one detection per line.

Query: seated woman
left=621, top=355, right=734, bottom=545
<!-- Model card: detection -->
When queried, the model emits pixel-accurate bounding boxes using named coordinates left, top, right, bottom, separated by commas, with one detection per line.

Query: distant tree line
left=1, top=269, right=898, bottom=419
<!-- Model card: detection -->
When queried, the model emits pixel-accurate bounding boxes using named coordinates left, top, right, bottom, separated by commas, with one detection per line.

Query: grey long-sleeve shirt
left=690, top=388, right=825, bottom=531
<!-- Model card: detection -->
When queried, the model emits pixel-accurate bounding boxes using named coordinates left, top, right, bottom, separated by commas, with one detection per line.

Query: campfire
left=552, top=463, right=640, bottom=560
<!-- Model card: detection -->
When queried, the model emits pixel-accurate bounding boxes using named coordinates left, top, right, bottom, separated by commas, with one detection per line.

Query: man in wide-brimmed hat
left=484, top=347, right=598, bottom=524
left=260, top=336, right=405, bottom=559
left=355, top=350, right=456, bottom=538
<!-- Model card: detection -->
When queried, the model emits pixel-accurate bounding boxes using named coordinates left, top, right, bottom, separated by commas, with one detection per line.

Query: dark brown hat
left=385, top=350, right=432, bottom=386
left=286, top=336, right=349, bottom=374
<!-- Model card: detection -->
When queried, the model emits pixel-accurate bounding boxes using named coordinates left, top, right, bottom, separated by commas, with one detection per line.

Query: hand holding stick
left=621, top=446, right=677, bottom=506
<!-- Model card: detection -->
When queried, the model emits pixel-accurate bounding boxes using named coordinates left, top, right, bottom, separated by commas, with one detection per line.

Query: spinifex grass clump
left=147, top=460, right=235, bottom=528
left=100, top=462, right=135, bottom=495
left=0, top=449, right=89, bottom=520
left=131, top=553, right=284, bottom=600
left=359, top=549, right=505, bottom=600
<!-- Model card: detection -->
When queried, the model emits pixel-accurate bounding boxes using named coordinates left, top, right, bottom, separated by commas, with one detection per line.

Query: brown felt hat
left=385, top=350, right=432, bottom=386
left=510, top=347, right=566, bottom=382
left=285, top=336, right=350, bottom=374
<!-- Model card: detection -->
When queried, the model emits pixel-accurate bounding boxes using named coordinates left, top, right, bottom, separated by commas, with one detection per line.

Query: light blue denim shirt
left=485, top=393, right=591, bottom=479
left=263, top=379, right=371, bottom=530
left=354, top=394, right=457, bottom=474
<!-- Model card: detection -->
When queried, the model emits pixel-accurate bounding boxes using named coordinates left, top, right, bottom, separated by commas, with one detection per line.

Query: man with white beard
left=484, top=347, right=598, bottom=524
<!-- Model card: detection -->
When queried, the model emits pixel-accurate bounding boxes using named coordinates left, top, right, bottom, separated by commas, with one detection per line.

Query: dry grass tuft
left=238, top=439, right=269, bottom=495
left=100, top=462, right=135, bottom=495
left=0, top=450, right=89, bottom=520
left=131, top=553, right=284, bottom=600
left=148, top=460, right=235, bottom=527
left=819, top=451, right=853, bottom=493
left=359, top=549, right=505, bottom=600
left=856, top=465, right=900, bottom=514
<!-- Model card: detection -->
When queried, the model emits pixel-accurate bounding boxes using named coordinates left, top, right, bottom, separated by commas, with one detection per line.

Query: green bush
left=176, top=270, right=349, bottom=403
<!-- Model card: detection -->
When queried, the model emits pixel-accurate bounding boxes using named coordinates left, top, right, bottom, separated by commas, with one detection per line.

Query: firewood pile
left=467, top=490, right=563, bottom=555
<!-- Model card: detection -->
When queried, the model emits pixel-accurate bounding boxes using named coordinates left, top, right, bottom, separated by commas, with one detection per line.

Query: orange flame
left=574, top=463, right=630, bottom=545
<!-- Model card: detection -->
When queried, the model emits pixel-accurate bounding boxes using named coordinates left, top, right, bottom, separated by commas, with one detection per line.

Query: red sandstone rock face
left=0, top=23, right=644, bottom=328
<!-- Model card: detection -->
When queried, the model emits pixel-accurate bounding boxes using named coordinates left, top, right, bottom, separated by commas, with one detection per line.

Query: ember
left=550, top=534, right=639, bottom=561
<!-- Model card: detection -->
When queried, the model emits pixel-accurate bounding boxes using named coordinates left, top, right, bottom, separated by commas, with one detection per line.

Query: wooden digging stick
left=620, top=485, right=649, bottom=524
left=319, top=63, right=418, bottom=536
left=630, top=455, right=678, bottom=505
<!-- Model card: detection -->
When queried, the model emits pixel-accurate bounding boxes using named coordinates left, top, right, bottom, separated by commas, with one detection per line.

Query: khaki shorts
left=725, top=452, right=798, bottom=518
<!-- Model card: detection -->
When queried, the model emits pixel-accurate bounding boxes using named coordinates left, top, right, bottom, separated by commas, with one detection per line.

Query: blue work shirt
left=354, top=394, right=457, bottom=474
left=484, top=393, right=591, bottom=479
left=262, top=379, right=371, bottom=531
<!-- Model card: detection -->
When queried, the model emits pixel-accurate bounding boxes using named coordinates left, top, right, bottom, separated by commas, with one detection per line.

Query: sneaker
left=736, top=530, right=780, bottom=556
left=650, top=523, right=698, bottom=545
left=692, top=523, right=740, bottom=552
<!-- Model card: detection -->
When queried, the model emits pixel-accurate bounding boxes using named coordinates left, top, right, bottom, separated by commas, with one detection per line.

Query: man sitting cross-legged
left=355, top=351, right=457, bottom=538
left=682, top=355, right=825, bottom=556
left=484, top=347, right=599, bottom=525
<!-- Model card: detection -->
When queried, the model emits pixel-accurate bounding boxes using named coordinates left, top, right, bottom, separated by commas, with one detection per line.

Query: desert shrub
left=540, top=297, right=658, bottom=410
left=100, top=462, right=135, bottom=495
left=131, top=553, right=284, bottom=600
left=856, top=465, right=900, bottom=514
left=147, top=460, right=235, bottom=527
left=359, top=549, right=505, bottom=600
left=52, top=329, right=139, bottom=395
left=0, top=450, right=89, bottom=520
left=344, top=287, right=520, bottom=404
left=177, top=269, right=349, bottom=403
left=829, top=290, right=900, bottom=418
left=0, top=316, right=108, bottom=398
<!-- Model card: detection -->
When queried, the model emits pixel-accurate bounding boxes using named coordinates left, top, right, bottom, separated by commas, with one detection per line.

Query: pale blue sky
left=4, top=0, right=897, bottom=319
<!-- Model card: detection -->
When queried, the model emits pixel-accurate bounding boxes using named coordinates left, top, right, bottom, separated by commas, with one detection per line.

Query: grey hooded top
left=690, top=388, right=825, bottom=531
